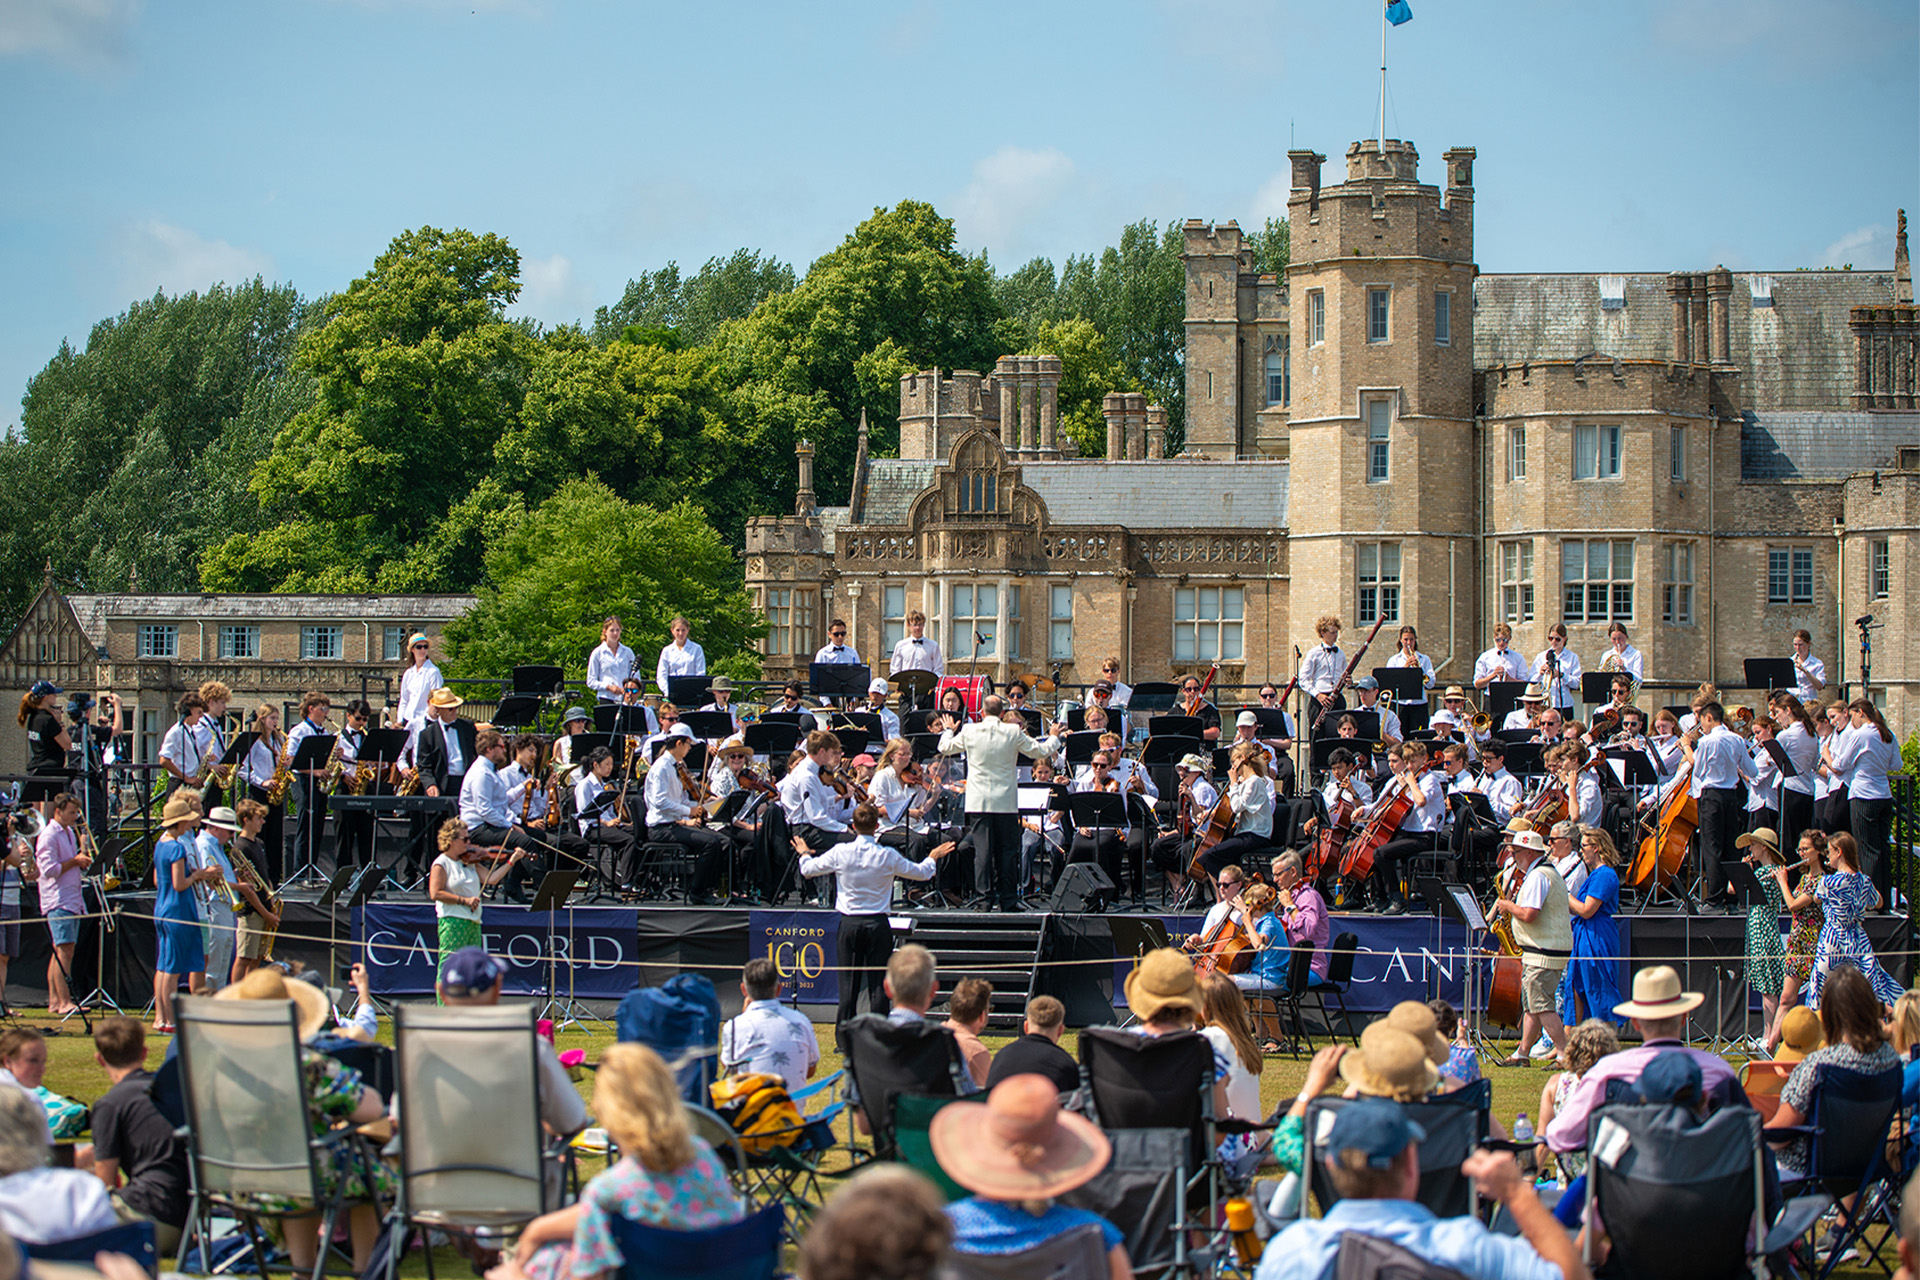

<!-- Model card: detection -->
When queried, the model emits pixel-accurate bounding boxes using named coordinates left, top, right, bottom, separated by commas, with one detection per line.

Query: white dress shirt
left=799, top=833, right=936, bottom=914
left=1829, top=723, right=1899, bottom=802
left=587, top=642, right=637, bottom=702
left=1689, top=725, right=1751, bottom=794
left=1399, top=770, right=1449, bottom=834
left=789, top=757, right=854, bottom=831
left=240, top=736, right=278, bottom=790
left=869, top=766, right=923, bottom=828
left=889, top=634, right=945, bottom=676
left=1474, top=645, right=1529, bottom=687
left=397, top=660, right=443, bottom=727
left=721, top=999, right=820, bottom=1093
left=1531, top=647, right=1583, bottom=709
left=286, top=717, right=331, bottom=771
left=1299, top=643, right=1347, bottom=696
left=643, top=751, right=697, bottom=824
left=862, top=701, right=902, bottom=742
left=1793, top=653, right=1827, bottom=702
left=500, top=761, right=547, bottom=823
left=1600, top=643, right=1645, bottom=682
left=656, top=640, right=707, bottom=693
left=459, top=757, right=512, bottom=830
left=1775, top=722, right=1819, bottom=796
left=938, top=719, right=1060, bottom=814
left=1481, top=768, right=1523, bottom=822
left=1501, top=708, right=1535, bottom=731
left=1228, top=774, right=1274, bottom=838
left=191, top=716, right=227, bottom=770
left=1360, top=701, right=1404, bottom=744
left=1573, top=772, right=1604, bottom=826
left=1071, top=773, right=1137, bottom=834
left=813, top=642, right=862, bottom=666
left=159, top=719, right=204, bottom=777
left=573, top=774, right=622, bottom=832
left=1321, top=774, right=1373, bottom=812
left=1384, top=651, right=1436, bottom=704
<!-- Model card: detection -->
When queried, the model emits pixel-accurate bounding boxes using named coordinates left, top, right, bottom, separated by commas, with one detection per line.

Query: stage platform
left=10, top=889, right=1909, bottom=1038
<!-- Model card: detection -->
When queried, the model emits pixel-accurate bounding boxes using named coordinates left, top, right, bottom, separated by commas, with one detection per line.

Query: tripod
left=65, top=874, right=124, bottom=1025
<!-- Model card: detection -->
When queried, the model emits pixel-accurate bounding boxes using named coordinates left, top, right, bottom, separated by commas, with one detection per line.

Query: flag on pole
left=1386, top=0, right=1413, bottom=25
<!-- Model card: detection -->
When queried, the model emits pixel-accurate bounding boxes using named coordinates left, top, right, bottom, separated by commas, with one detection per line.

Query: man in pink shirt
left=33, top=793, right=90, bottom=1017
left=1545, top=965, right=1738, bottom=1153
left=1271, top=850, right=1331, bottom=983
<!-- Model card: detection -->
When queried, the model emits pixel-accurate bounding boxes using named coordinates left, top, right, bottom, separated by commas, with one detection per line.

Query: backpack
left=708, top=1073, right=803, bottom=1155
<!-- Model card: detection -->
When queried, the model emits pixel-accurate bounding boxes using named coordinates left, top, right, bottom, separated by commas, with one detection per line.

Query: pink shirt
left=1281, top=884, right=1332, bottom=978
left=1544, top=1040, right=1738, bottom=1152
left=34, top=822, right=85, bottom=913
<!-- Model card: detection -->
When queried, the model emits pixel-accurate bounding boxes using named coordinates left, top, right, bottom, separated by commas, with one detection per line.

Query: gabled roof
left=856, top=457, right=1289, bottom=531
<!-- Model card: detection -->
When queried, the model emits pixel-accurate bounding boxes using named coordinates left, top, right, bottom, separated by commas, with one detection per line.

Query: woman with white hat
left=930, top=1073, right=1132, bottom=1278
left=1735, top=827, right=1790, bottom=1041
left=394, top=631, right=443, bottom=729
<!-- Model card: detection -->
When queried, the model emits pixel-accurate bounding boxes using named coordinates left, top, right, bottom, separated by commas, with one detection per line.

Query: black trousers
left=585, top=822, right=635, bottom=885
left=1851, top=796, right=1893, bottom=906
left=646, top=822, right=731, bottom=894
left=1779, top=790, right=1815, bottom=864
left=967, top=811, right=1022, bottom=908
left=1372, top=831, right=1442, bottom=904
left=334, top=800, right=375, bottom=871
left=837, top=912, right=893, bottom=1027
left=246, top=786, right=286, bottom=883
left=1195, top=831, right=1271, bottom=880
left=1696, top=787, right=1739, bottom=900
left=1819, top=786, right=1850, bottom=835
left=289, top=775, right=329, bottom=878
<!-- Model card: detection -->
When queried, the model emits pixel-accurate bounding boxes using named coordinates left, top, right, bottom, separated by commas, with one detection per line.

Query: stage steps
left=909, top=910, right=1047, bottom=1031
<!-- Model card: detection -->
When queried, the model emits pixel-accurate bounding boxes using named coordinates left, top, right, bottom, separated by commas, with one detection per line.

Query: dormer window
left=959, top=471, right=997, bottom=515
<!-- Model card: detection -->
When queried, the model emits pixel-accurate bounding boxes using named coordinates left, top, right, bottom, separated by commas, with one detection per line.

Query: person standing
left=1600, top=623, right=1644, bottom=683
left=1789, top=628, right=1827, bottom=702
left=226, top=801, right=280, bottom=984
left=331, top=699, right=377, bottom=871
left=394, top=633, right=443, bottom=731
left=427, top=819, right=525, bottom=982
left=1810, top=832, right=1903, bottom=1009
left=1767, top=692, right=1821, bottom=855
left=1564, top=827, right=1623, bottom=1029
left=939, top=696, right=1063, bottom=912
left=799, top=803, right=949, bottom=1026
left=1473, top=624, right=1529, bottom=691
left=1385, top=625, right=1436, bottom=733
left=18, top=682, right=71, bottom=817
left=814, top=619, right=861, bottom=668
left=413, top=687, right=476, bottom=879
left=1493, top=830, right=1570, bottom=1067
left=888, top=610, right=945, bottom=680
left=191, top=804, right=239, bottom=992
left=1299, top=615, right=1348, bottom=729
left=655, top=615, right=706, bottom=697
left=238, top=704, right=287, bottom=881
left=587, top=616, right=637, bottom=705
left=151, top=796, right=216, bottom=1033
left=157, top=693, right=209, bottom=801
left=1684, top=702, right=1751, bottom=906
left=1531, top=624, right=1583, bottom=714
left=284, top=691, right=334, bottom=880
left=33, top=793, right=88, bottom=1017
left=1735, top=828, right=1790, bottom=1041
left=1827, top=697, right=1900, bottom=907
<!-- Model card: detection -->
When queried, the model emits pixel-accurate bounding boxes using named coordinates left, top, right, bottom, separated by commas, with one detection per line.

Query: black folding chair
left=1586, top=1102, right=1828, bottom=1280
left=836, top=1014, right=968, bottom=1162
left=1301, top=1080, right=1492, bottom=1221
left=1299, top=931, right=1360, bottom=1044
left=1773, top=1062, right=1905, bottom=1278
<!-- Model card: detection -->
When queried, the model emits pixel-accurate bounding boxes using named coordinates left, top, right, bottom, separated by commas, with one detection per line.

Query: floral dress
left=523, top=1143, right=741, bottom=1280
left=1810, top=871, right=1903, bottom=1008
left=1783, top=867, right=1824, bottom=984
left=230, top=1050, right=395, bottom=1215
left=1745, top=868, right=1787, bottom=997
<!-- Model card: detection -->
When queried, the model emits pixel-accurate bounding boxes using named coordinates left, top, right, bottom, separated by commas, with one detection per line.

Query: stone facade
left=747, top=135, right=1920, bottom=727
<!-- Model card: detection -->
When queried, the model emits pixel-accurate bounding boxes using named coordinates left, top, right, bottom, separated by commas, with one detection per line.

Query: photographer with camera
left=17, top=681, right=70, bottom=819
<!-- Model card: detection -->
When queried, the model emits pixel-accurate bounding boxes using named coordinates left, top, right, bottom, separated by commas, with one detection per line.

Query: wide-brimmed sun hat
left=930, top=1073, right=1112, bottom=1200
left=428, top=688, right=464, bottom=710
left=1339, top=1023, right=1440, bottom=1100
left=216, top=969, right=331, bottom=1042
left=1384, top=1000, right=1450, bottom=1065
left=1612, top=964, right=1705, bottom=1021
left=1123, top=948, right=1203, bottom=1022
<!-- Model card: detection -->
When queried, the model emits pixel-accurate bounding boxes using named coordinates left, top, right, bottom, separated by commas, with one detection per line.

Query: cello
left=1338, top=771, right=1416, bottom=881
left=1305, top=779, right=1361, bottom=881
left=1191, top=904, right=1255, bottom=977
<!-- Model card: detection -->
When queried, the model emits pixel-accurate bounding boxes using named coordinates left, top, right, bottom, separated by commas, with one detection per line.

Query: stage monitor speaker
left=1051, top=863, right=1117, bottom=914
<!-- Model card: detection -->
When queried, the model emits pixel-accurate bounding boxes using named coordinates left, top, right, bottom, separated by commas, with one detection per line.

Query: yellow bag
left=708, top=1072, right=804, bottom=1156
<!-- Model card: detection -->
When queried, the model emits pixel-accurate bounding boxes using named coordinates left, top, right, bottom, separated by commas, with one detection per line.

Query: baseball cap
left=28, top=680, right=61, bottom=699
left=439, top=947, right=506, bottom=998
left=1236, top=710, right=1258, bottom=727
left=1324, top=1098, right=1426, bottom=1169
left=1092, top=681, right=1115, bottom=695
left=668, top=722, right=694, bottom=739
left=1635, top=1050, right=1703, bottom=1107
left=1353, top=675, right=1380, bottom=691
left=869, top=677, right=890, bottom=695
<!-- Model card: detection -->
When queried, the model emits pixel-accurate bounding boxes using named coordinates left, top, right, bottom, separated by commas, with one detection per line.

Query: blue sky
left=2, top=0, right=1914, bottom=432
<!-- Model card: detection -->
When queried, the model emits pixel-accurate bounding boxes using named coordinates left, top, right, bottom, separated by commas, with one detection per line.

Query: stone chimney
left=1288, top=150, right=1326, bottom=215
left=794, top=440, right=816, bottom=518
left=1146, top=404, right=1167, bottom=459
left=1898, top=209, right=1912, bottom=305
left=1102, top=392, right=1126, bottom=459
left=1707, top=266, right=1734, bottom=367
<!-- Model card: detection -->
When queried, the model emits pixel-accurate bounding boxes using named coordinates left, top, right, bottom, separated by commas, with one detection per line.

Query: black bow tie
left=911, top=638, right=924, bottom=644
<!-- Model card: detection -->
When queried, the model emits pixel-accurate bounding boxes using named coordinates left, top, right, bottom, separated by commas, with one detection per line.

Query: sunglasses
left=830, top=631, right=846, bottom=637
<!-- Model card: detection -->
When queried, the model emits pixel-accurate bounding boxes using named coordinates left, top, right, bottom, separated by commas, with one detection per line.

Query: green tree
left=0, top=279, right=307, bottom=621
left=440, top=479, right=763, bottom=681
left=1023, top=319, right=1136, bottom=457
left=991, top=256, right=1062, bottom=350
left=1056, top=218, right=1187, bottom=452
left=1250, top=216, right=1290, bottom=276
left=592, top=249, right=796, bottom=347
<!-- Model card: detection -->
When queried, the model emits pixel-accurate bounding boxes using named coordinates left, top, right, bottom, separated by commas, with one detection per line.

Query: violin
left=736, top=766, right=775, bottom=795
left=899, top=761, right=925, bottom=788
left=676, top=761, right=708, bottom=822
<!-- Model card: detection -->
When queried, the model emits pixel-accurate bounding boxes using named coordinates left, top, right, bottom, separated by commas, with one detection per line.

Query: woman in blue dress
left=1565, top=826, right=1623, bottom=1028
left=1809, top=832, right=1903, bottom=1009
left=151, top=795, right=217, bottom=1032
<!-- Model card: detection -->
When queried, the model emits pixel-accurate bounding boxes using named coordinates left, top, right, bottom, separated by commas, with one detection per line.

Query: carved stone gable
left=907, top=429, right=1050, bottom=532
left=0, top=583, right=97, bottom=690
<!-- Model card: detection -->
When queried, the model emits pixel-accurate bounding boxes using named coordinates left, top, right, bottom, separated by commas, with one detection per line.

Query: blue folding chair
left=611, top=1201, right=783, bottom=1280
left=618, top=974, right=722, bottom=1104
left=1773, top=1062, right=1905, bottom=1279
left=19, top=1220, right=158, bottom=1274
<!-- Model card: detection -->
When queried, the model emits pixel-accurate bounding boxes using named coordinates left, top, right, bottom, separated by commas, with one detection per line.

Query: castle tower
left=1284, top=140, right=1479, bottom=670
left=1181, top=221, right=1249, bottom=456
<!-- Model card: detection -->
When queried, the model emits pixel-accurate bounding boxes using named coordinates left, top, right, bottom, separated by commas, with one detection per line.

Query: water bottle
left=1512, top=1111, right=1534, bottom=1143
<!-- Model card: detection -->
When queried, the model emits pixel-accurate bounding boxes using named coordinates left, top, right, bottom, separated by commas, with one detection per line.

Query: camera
left=65, top=693, right=94, bottom=721
left=1855, top=614, right=1876, bottom=629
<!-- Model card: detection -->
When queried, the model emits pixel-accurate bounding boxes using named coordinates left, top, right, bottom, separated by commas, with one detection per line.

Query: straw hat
left=1519, top=685, right=1546, bottom=703
left=1443, top=685, right=1468, bottom=700
left=1339, top=1024, right=1440, bottom=1100
left=202, top=806, right=240, bottom=833
left=1735, top=828, right=1782, bottom=860
left=718, top=736, right=751, bottom=757
left=428, top=688, right=463, bottom=710
left=1776, top=1006, right=1825, bottom=1063
left=1508, top=830, right=1548, bottom=856
left=1123, top=948, right=1203, bottom=1022
left=1384, top=1001, right=1450, bottom=1065
left=160, top=795, right=199, bottom=827
left=930, top=1074, right=1112, bottom=1200
left=1177, top=753, right=1210, bottom=772
left=215, top=969, right=331, bottom=1042
left=1612, top=965, right=1705, bottom=1021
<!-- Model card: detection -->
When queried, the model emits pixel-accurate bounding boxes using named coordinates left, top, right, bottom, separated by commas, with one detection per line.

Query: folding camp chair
left=1772, top=1062, right=1905, bottom=1278
left=19, top=1220, right=157, bottom=1275
left=1739, top=1059, right=1795, bottom=1123
left=1301, top=1080, right=1492, bottom=1220
left=173, top=993, right=387, bottom=1280
left=893, top=1092, right=969, bottom=1201
left=384, top=1003, right=549, bottom=1280
left=1059, top=1127, right=1190, bottom=1280
left=837, top=1014, right=969, bottom=1161
left=936, top=1222, right=1108, bottom=1280
left=1299, top=931, right=1360, bottom=1044
left=617, top=974, right=722, bottom=1104
left=1333, top=1232, right=1471, bottom=1280
left=611, top=1200, right=784, bottom=1280
left=1586, top=1102, right=1828, bottom=1280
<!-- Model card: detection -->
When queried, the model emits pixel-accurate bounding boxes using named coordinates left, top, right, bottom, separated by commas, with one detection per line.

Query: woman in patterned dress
left=216, top=969, right=393, bottom=1274
left=428, top=819, right=525, bottom=984
left=1809, top=832, right=1903, bottom=1010
left=490, top=1043, right=742, bottom=1280
left=1767, top=830, right=1828, bottom=1052
left=1734, top=828, right=1789, bottom=1042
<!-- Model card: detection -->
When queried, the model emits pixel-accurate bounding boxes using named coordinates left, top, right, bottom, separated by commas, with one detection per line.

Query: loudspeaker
left=1050, top=862, right=1117, bottom=914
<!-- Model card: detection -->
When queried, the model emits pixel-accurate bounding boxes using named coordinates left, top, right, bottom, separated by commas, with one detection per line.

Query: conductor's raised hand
left=929, top=840, right=957, bottom=861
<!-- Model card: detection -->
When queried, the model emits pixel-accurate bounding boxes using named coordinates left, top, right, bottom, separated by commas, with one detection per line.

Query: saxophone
left=264, top=735, right=294, bottom=805
left=1486, top=863, right=1521, bottom=956
left=227, top=839, right=283, bottom=961
left=321, top=737, right=345, bottom=790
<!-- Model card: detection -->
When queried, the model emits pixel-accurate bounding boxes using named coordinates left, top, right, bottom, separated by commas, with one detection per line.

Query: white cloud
left=0, top=0, right=140, bottom=69
left=513, top=253, right=596, bottom=326
left=1818, top=223, right=1894, bottom=271
left=113, top=220, right=273, bottom=299
left=953, top=146, right=1079, bottom=264
left=1249, top=171, right=1293, bottom=226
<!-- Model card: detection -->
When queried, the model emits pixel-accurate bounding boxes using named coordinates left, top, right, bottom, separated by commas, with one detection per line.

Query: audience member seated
left=942, top=978, right=994, bottom=1089
left=1534, top=1020, right=1618, bottom=1182
left=718, top=957, right=819, bottom=1093
left=439, top=948, right=590, bottom=1143
left=487, top=1044, right=743, bottom=1280
left=1429, top=999, right=1481, bottom=1090
left=0, top=1031, right=51, bottom=1144
left=1384, top=1000, right=1451, bottom=1073
left=1269, top=1026, right=1439, bottom=1177
left=931, top=1073, right=1132, bottom=1279
left=1893, top=992, right=1920, bottom=1166
left=797, top=1164, right=952, bottom=1280
left=215, top=969, right=391, bottom=1274
left=1766, top=965, right=1898, bottom=1176
left=985, top=996, right=1078, bottom=1094
left=1543, top=965, right=1735, bottom=1155
left=89, top=1017, right=189, bottom=1254
left=0, top=1086, right=117, bottom=1244
left=1256, top=1098, right=1590, bottom=1280
left=1120, top=948, right=1231, bottom=1119
left=1776, top=1004, right=1826, bottom=1064
left=1197, top=973, right=1266, bottom=1162
left=884, top=944, right=939, bottom=1029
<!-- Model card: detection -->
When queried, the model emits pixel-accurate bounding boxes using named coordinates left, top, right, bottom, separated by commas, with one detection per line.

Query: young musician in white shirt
left=1531, top=624, right=1582, bottom=713
left=1473, top=623, right=1529, bottom=690
left=655, top=616, right=706, bottom=697
left=1789, top=628, right=1826, bottom=702
left=888, top=611, right=944, bottom=683
left=1384, top=625, right=1436, bottom=732
left=587, top=616, right=637, bottom=705
left=813, top=618, right=860, bottom=667
left=1299, top=615, right=1347, bottom=721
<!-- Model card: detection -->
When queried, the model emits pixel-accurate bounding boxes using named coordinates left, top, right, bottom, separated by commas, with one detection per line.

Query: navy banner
left=354, top=903, right=640, bottom=997
left=749, top=910, right=842, bottom=1004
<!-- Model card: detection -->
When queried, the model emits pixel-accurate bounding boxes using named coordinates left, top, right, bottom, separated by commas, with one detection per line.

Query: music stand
left=1311, top=737, right=1380, bottom=771
left=1211, top=746, right=1235, bottom=779
left=1140, top=734, right=1200, bottom=806
left=1486, top=680, right=1529, bottom=727
left=1109, top=916, right=1172, bottom=1025
left=1602, top=748, right=1658, bottom=792
left=1251, top=707, right=1295, bottom=740
left=1128, top=683, right=1179, bottom=713
left=1743, top=658, right=1797, bottom=692
left=1373, top=667, right=1426, bottom=710
left=211, top=731, right=255, bottom=790
left=826, top=727, right=871, bottom=760
left=317, top=865, right=359, bottom=1008
left=667, top=675, right=712, bottom=708
left=1065, top=705, right=1090, bottom=733
left=285, top=733, right=336, bottom=885
left=346, top=861, right=389, bottom=959
left=836, top=711, right=886, bottom=743
left=680, top=711, right=736, bottom=741
left=743, top=722, right=802, bottom=764
left=1725, top=861, right=1769, bottom=909
left=1502, top=742, right=1546, bottom=778
left=1432, top=882, right=1497, bottom=1053
left=1493, top=727, right=1536, bottom=744
left=529, top=869, right=587, bottom=1027
left=493, top=695, right=543, bottom=731
left=1148, top=715, right=1204, bottom=739
left=906, top=732, right=945, bottom=764
left=511, top=665, right=566, bottom=698
left=891, top=669, right=937, bottom=710
left=1014, top=707, right=1044, bottom=736
left=1066, top=791, right=1141, bottom=910
left=1336, top=709, right=1382, bottom=741
left=1018, top=782, right=1068, bottom=895
left=808, top=662, right=869, bottom=704
left=1063, top=731, right=1104, bottom=767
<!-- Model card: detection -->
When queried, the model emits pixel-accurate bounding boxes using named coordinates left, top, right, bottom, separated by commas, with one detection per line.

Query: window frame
left=1870, top=539, right=1889, bottom=599
left=137, top=624, right=178, bottom=659
left=1499, top=540, right=1535, bottom=625
left=1662, top=541, right=1695, bottom=626
left=382, top=625, right=408, bottom=662
left=1357, top=542, right=1402, bottom=626
left=1173, top=585, right=1245, bottom=663
left=1048, top=584, right=1074, bottom=662
left=1307, top=291, right=1325, bottom=346
left=1366, top=399, right=1391, bottom=484
left=1574, top=423, right=1623, bottom=481
left=949, top=582, right=1000, bottom=660
left=1562, top=538, right=1635, bottom=624
left=1767, top=547, right=1815, bottom=606
left=882, top=584, right=907, bottom=654
left=1507, top=424, right=1527, bottom=483
left=763, top=587, right=817, bottom=657
left=218, top=624, right=260, bottom=660
left=300, top=625, right=344, bottom=661
left=1265, top=350, right=1290, bottom=408
left=1434, top=289, right=1452, bottom=346
left=1367, top=287, right=1391, bottom=344
left=1668, top=425, right=1687, bottom=483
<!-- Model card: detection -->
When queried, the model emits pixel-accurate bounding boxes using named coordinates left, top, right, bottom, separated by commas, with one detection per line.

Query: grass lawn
left=18, top=1007, right=1892, bottom=1278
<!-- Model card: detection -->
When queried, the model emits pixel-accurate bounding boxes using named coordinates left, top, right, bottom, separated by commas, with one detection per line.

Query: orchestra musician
left=1475, top=740, right=1523, bottom=825
left=1747, top=716, right=1784, bottom=834
left=861, top=678, right=901, bottom=742
left=1352, top=677, right=1403, bottom=749
left=502, top=733, right=589, bottom=871
left=1152, top=752, right=1216, bottom=903
left=644, top=724, right=732, bottom=905
left=1178, top=673, right=1223, bottom=743
left=1384, top=625, right=1436, bottom=733
left=457, top=727, right=546, bottom=902
left=1766, top=692, right=1821, bottom=852
left=1300, top=615, right=1348, bottom=726
left=550, top=706, right=590, bottom=772
left=1826, top=696, right=1901, bottom=906
left=813, top=618, right=861, bottom=667
left=193, top=681, right=233, bottom=808
left=699, top=677, right=746, bottom=738
left=1489, top=828, right=1571, bottom=1067
left=770, top=681, right=810, bottom=717
left=1363, top=740, right=1447, bottom=915
left=1531, top=624, right=1582, bottom=713
left=1228, top=711, right=1288, bottom=802
left=870, top=738, right=937, bottom=864
left=1789, top=628, right=1827, bottom=701
left=786, top=729, right=859, bottom=860
left=238, top=704, right=286, bottom=881
left=572, top=746, right=636, bottom=884
left=1190, top=741, right=1277, bottom=900
left=1473, top=623, right=1529, bottom=690
left=158, top=693, right=211, bottom=802
left=285, top=691, right=334, bottom=878
left=655, top=615, right=706, bottom=696
left=938, top=696, right=1063, bottom=912
left=1549, top=741, right=1604, bottom=827
left=1817, top=699, right=1850, bottom=834
left=888, top=610, right=944, bottom=707
left=588, top=616, right=637, bottom=705
left=1503, top=685, right=1546, bottom=731
left=1253, top=683, right=1297, bottom=746
left=1085, top=682, right=1123, bottom=736
left=1017, top=756, right=1066, bottom=895
left=1600, top=623, right=1644, bottom=683
left=412, top=688, right=477, bottom=881
left=1589, top=674, right=1636, bottom=741
left=705, top=737, right=773, bottom=893
left=1097, top=659, right=1132, bottom=711
left=332, top=699, right=378, bottom=871
left=395, top=632, right=443, bottom=731
left=1684, top=701, right=1753, bottom=906
left=1527, top=707, right=1565, bottom=746
left=1298, top=746, right=1372, bottom=851
left=642, top=704, right=684, bottom=760
left=616, top=674, right=662, bottom=736
left=1068, top=750, right=1137, bottom=896
left=228, top=799, right=280, bottom=983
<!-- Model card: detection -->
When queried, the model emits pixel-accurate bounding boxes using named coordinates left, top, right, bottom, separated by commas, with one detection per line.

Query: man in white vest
left=1492, top=829, right=1571, bottom=1068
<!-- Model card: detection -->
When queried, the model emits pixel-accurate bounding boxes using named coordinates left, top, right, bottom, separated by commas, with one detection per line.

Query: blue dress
left=153, top=836, right=205, bottom=977
left=1810, top=871, right=1901, bottom=1008
left=1563, top=864, right=1623, bottom=1027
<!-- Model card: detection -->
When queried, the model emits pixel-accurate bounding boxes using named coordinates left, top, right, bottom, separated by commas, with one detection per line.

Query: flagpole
left=1378, top=0, right=1388, bottom=155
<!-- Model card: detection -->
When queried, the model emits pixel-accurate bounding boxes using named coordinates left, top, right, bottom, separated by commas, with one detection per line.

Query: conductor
left=937, top=695, right=1063, bottom=912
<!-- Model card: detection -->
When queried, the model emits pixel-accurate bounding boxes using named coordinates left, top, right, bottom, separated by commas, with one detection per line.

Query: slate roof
left=856, top=458, right=1289, bottom=531
left=1474, top=270, right=1893, bottom=413
left=1739, top=412, right=1920, bottom=480
left=65, top=594, right=477, bottom=648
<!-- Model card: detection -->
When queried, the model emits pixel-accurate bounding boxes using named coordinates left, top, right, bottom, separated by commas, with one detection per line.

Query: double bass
left=1483, top=862, right=1525, bottom=1029
left=1627, top=741, right=1696, bottom=889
